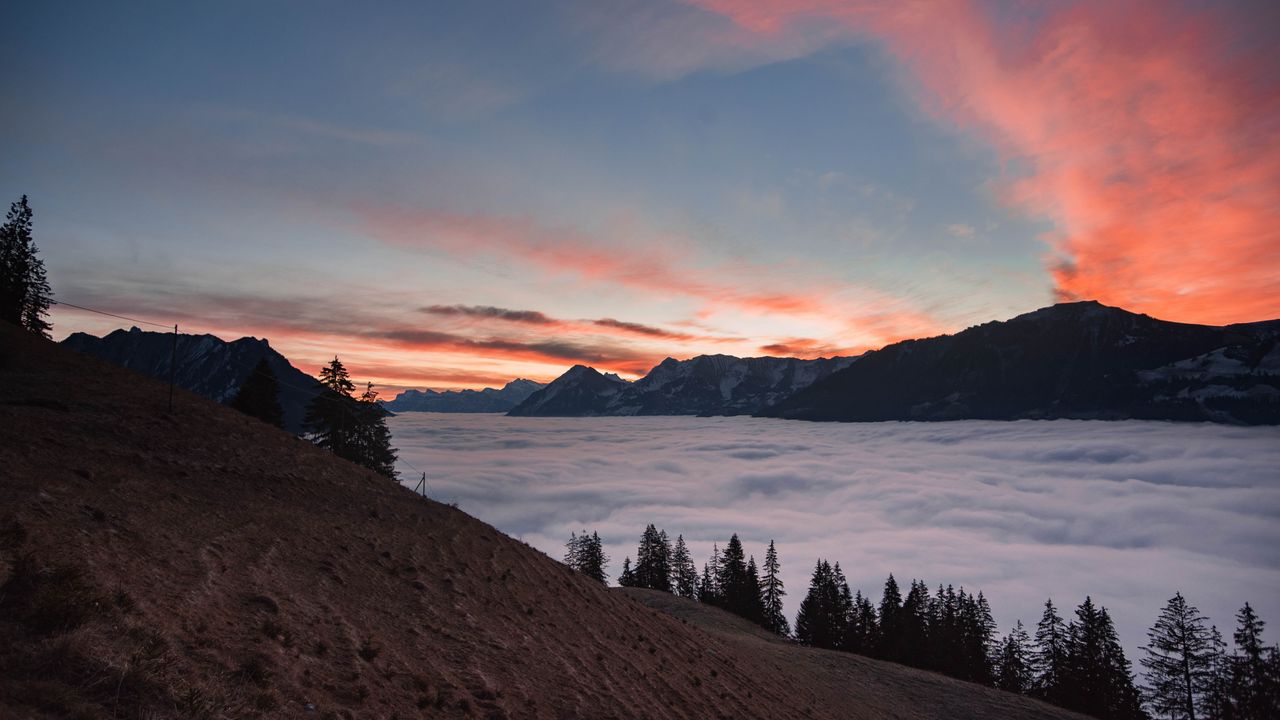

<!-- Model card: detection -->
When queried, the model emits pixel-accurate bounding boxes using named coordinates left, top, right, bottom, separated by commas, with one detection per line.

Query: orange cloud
left=360, top=207, right=945, bottom=346
left=685, top=0, right=1280, bottom=324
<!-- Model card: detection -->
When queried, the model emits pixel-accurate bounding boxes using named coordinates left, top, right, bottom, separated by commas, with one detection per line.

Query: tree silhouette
left=997, top=620, right=1034, bottom=694
left=231, top=358, right=284, bottom=428
left=632, top=525, right=671, bottom=592
left=304, top=359, right=397, bottom=478
left=564, top=530, right=609, bottom=584
left=1228, top=602, right=1279, bottom=719
left=1140, top=592, right=1212, bottom=720
left=671, top=534, right=698, bottom=599
left=0, top=195, right=52, bottom=336
left=761, top=540, right=789, bottom=636
left=1061, top=597, right=1145, bottom=720
left=1033, top=599, right=1070, bottom=704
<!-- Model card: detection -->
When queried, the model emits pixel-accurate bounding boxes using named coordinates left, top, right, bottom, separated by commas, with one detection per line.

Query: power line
left=50, top=299, right=173, bottom=329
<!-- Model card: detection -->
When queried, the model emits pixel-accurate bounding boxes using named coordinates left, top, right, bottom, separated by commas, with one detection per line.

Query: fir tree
left=900, top=579, right=932, bottom=668
left=744, top=556, right=765, bottom=626
left=0, top=195, right=52, bottom=336
left=671, top=534, right=698, bottom=599
left=795, top=560, right=846, bottom=650
left=1034, top=598, right=1070, bottom=704
left=632, top=525, right=672, bottom=592
left=1061, top=597, right=1146, bottom=720
left=997, top=621, right=1034, bottom=694
left=231, top=357, right=284, bottom=428
left=877, top=574, right=905, bottom=661
left=564, top=530, right=609, bottom=584
left=761, top=540, right=789, bottom=636
left=353, top=382, right=398, bottom=478
left=698, top=544, right=722, bottom=605
left=843, top=590, right=879, bottom=655
left=1229, top=602, right=1279, bottom=719
left=304, top=359, right=397, bottom=478
left=618, top=557, right=635, bottom=587
left=1140, top=592, right=1212, bottom=720
left=1199, top=625, right=1231, bottom=720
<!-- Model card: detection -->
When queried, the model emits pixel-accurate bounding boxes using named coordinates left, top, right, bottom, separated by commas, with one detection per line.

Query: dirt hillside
left=0, top=323, right=1087, bottom=719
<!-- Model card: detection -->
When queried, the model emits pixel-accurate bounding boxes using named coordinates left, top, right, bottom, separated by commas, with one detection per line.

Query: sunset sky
left=4, top=0, right=1278, bottom=392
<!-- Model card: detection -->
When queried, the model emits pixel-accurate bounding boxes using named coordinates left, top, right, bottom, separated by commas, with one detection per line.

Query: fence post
left=168, top=323, right=178, bottom=412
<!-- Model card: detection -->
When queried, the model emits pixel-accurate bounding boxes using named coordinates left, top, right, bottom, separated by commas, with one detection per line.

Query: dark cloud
left=422, top=304, right=555, bottom=325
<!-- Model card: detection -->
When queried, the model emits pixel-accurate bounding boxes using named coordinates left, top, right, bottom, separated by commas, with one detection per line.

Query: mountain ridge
left=381, top=378, right=545, bottom=413
left=760, top=301, right=1280, bottom=424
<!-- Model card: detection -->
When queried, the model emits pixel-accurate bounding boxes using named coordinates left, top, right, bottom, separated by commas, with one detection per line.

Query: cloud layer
left=391, top=415, right=1280, bottom=659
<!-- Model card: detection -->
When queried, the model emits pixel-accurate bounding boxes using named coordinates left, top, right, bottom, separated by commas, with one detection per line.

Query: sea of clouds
left=390, top=414, right=1280, bottom=659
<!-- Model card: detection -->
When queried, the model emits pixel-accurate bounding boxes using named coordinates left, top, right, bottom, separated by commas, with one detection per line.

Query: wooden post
left=168, top=323, right=178, bottom=412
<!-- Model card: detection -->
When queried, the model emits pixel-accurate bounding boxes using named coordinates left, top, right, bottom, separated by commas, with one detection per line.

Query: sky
left=3, top=0, right=1278, bottom=392
left=390, top=414, right=1280, bottom=663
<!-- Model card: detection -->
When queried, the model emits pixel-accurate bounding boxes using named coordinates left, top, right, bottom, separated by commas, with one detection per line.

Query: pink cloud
left=683, top=0, right=1280, bottom=324
left=360, top=206, right=945, bottom=346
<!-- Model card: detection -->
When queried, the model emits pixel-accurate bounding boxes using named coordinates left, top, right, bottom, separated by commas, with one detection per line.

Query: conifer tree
left=353, top=382, right=398, bottom=478
left=1061, top=597, right=1145, bottom=720
left=795, top=560, right=845, bottom=650
left=632, top=525, right=672, bottom=592
left=618, top=557, right=635, bottom=587
left=231, top=357, right=285, bottom=428
left=761, top=540, right=789, bottom=636
left=901, top=579, right=932, bottom=668
left=877, top=574, right=905, bottom=661
left=843, top=590, right=879, bottom=655
left=1199, top=625, right=1232, bottom=720
left=698, top=544, right=722, bottom=605
left=744, top=556, right=765, bottom=626
left=0, top=195, right=52, bottom=336
left=1034, top=598, right=1070, bottom=704
left=997, top=620, right=1034, bottom=694
left=304, top=359, right=397, bottom=478
left=564, top=530, right=608, bottom=584
left=1140, top=592, right=1213, bottom=720
left=671, top=534, right=698, bottom=599
left=1228, top=602, right=1279, bottom=719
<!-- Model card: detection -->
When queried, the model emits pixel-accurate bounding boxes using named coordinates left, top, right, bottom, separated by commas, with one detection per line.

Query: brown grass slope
left=0, top=323, right=1086, bottom=720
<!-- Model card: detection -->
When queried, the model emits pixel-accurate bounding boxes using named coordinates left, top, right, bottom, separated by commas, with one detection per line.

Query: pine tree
left=231, top=357, right=285, bottom=427
left=698, top=544, right=722, bottom=605
left=901, top=579, right=931, bottom=668
left=632, top=525, right=672, bottom=592
left=761, top=540, right=789, bottom=636
left=618, top=557, right=635, bottom=587
left=744, top=556, right=765, bottom=626
left=1229, top=602, right=1278, bottom=719
left=671, top=534, right=697, bottom=598
left=843, top=590, right=879, bottom=655
left=877, top=574, right=905, bottom=661
left=565, top=530, right=609, bottom=584
left=997, top=621, right=1034, bottom=694
left=1140, top=592, right=1212, bottom=720
left=1034, top=598, right=1070, bottom=704
left=1061, top=597, right=1145, bottom=720
left=353, top=382, right=398, bottom=478
left=0, top=195, right=52, bottom=336
left=795, top=560, right=846, bottom=650
left=304, top=359, right=397, bottom=478
left=1199, top=625, right=1231, bottom=720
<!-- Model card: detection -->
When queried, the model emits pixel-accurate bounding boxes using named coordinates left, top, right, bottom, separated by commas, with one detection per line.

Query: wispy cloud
left=678, top=0, right=1280, bottom=324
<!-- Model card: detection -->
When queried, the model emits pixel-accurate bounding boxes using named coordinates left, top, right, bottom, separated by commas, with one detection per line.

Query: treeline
left=563, top=528, right=1279, bottom=720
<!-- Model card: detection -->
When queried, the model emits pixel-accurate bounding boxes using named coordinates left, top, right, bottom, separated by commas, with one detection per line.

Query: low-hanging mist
left=390, top=415, right=1280, bottom=658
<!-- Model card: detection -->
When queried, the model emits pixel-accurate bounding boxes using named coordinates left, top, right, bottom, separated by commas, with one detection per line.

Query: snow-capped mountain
left=62, top=327, right=322, bottom=433
left=381, top=379, right=544, bottom=413
left=762, top=301, right=1280, bottom=424
left=506, top=355, right=857, bottom=417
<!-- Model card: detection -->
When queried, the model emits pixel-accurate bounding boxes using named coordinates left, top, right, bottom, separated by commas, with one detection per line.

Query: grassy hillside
left=1, top=323, right=1087, bottom=719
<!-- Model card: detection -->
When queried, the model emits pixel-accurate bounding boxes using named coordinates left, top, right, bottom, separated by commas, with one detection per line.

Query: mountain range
left=510, top=302, right=1280, bottom=424
left=380, top=379, right=544, bottom=413
left=61, top=327, right=322, bottom=433
left=508, top=355, right=856, bottom=417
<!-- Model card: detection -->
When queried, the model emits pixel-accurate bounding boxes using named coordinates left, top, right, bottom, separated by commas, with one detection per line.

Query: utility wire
left=51, top=299, right=174, bottom=329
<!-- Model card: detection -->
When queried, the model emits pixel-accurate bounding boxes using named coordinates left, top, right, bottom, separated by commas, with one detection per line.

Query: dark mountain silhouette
left=507, top=365, right=630, bottom=416
left=61, top=327, right=322, bottom=433
left=507, top=355, right=856, bottom=417
left=1, top=320, right=1089, bottom=719
left=381, top=378, right=544, bottom=413
left=761, top=301, right=1280, bottom=424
